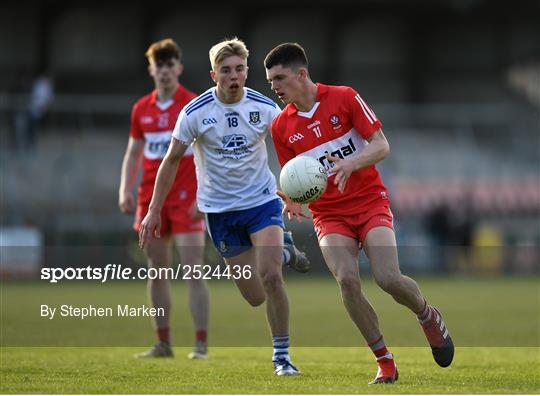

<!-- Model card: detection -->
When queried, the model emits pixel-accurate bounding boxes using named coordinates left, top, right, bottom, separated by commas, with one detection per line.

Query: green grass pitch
left=1, top=277, right=539, bottom=393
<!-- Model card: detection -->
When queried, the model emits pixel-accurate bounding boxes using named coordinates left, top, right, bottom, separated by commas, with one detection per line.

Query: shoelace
left=274, top=359, right=298, bottom=371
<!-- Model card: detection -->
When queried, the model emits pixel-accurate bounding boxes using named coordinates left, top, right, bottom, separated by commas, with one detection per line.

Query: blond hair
left=209, top=37, right=249, bottom=70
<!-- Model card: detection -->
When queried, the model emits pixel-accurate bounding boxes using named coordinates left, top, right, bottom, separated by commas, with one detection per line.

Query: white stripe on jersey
left=358, top=95, right=377, bottom=121
left=143, top=131, right=192, bottom=159
left=299, top=129, right=368, bottom=176
left=355, top=94, right=377, bottom=124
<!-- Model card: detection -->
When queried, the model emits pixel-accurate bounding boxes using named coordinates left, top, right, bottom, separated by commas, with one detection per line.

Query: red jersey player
left=265, top=43, right=454, bottom=384
left=119, top=39, right=209, bottom=359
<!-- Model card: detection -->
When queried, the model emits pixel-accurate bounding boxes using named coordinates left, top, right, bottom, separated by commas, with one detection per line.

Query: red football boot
left=420, top=306, right=454, bottom=367
left=369, top=355, right=399, bottom=384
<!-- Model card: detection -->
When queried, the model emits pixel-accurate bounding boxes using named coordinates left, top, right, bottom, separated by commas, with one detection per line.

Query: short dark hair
left=145, top=38, right=182, bottom=63
left=264, top=42, right=308, bottom=70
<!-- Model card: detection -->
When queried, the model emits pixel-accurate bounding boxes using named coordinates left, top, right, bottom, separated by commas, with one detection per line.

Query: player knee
left=148, top=277, right=170, bottom=288
left=246, top=294, right=266, bottom=307
left=375, top=274, right=403, bottom=295
left=261, top=270, right=284, bottom=293
left=337, top=274, right=361, bottom=295
left=236, top=283, right=266, bottom=306
left=239, top=285, right=265, bottom=307
left=144, top=246, right=170, bottom=266
left=185, top=277, right=208, bottom=289
left=146, top=257, right=171, bottom=270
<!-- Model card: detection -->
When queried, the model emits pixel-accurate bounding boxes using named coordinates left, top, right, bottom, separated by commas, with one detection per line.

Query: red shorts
left=134, top=204, right=205, bottom=235
left=313, top=204, right=394, bottom=246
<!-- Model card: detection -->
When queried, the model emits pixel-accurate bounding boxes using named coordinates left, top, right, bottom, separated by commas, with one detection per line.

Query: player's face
left=266, top=65, right=303, bottom=105
left=211, top=55, right=248, bottom=103
left=148, top=58, right=183, bottom=90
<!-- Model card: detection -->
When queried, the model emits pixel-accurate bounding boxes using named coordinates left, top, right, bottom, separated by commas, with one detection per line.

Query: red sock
left=368, top=335, right=392, bottom=360
left=196, top=330, right=207, bottom=344
left=157, top=327, right=170, bottom=344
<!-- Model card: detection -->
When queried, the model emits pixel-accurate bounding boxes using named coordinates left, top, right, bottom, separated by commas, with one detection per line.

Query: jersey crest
left=249, top=111, right=260, bottom=125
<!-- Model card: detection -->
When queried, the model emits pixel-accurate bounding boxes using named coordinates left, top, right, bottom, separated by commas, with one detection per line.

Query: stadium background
left=1, top=0, right=538, bottom=274
left=1, top=0, right=539, bottom=348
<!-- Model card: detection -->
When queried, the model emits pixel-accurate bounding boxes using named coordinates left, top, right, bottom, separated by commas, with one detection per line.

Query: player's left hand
left=325, top=153, right=356, bottom=193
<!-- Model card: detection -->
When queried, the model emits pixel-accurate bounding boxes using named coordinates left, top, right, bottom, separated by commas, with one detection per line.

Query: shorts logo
left=249, top=111, right=260, bottom=125
left=288, top=133, right=304, bottom=143
left=219, top=240, right=228, bottom=253
left=380, top=191, right=388, bottom=200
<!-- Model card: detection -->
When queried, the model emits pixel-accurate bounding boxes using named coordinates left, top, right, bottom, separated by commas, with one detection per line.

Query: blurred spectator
left=471, top=224, right=503, bottom=274
left=425, top=201, right=452, bottom=272
left=425, top=193, right=476, bottom=273
left=15, top=70, right=54, bottom=152
left=448, top=195, right=475, bottom=272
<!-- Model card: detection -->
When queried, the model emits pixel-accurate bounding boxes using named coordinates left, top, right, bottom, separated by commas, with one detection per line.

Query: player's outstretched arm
left=327, top=129, right=389, bottom=192
left=119, top=137, right=144, bottom=214
left=139, top=138, right=188, bottom=248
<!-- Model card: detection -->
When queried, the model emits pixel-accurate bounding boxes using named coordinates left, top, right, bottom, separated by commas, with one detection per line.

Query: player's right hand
left=119, top=191, right=136, bottom=214
left=139, top=210, right=161, bottom=249
left=283, top=200, right=310, bottom=223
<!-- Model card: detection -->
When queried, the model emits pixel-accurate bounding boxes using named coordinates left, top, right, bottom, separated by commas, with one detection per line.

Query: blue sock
left=282, top=249, right=291, bottom=265
left=272, top=335, right=290, bottom=363
left=282, top=231, right=293, bottom=265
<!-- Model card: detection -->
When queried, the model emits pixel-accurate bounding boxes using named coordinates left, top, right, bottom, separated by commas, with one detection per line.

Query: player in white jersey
left=177, top=85, right=280, bottom=213
left=139, top=38, right=306, bottom=376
